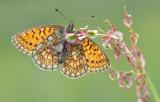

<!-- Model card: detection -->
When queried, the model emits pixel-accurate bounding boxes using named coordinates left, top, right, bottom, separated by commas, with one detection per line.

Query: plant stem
left=146, top=73, right=160, bottom=102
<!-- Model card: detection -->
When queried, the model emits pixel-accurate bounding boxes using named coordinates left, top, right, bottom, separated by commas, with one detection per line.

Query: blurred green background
left=0, top=0, right=159, bottom=102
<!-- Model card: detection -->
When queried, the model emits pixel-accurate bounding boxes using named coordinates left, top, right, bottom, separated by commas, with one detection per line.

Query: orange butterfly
left=12, top=20, right=110, bottom=78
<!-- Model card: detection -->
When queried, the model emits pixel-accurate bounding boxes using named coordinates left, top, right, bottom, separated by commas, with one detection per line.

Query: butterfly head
left=66, top=20, right=75, bottom=33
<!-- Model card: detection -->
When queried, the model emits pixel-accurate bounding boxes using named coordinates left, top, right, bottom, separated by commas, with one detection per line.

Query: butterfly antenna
left=76, top=15, right=95, bottom=23
left=54, top=8, right=70, bottom=23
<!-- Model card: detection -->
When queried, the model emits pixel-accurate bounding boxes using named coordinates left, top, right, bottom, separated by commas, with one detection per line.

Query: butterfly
left=12, top=20, right=110, bottom=79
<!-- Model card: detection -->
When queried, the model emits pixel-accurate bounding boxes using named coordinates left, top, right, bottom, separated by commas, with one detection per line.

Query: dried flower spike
left=129, top=32, right=139, bottom=47
left=123, top=6, right=133, bottom=28
left=108, top=68, right=119, bottom=80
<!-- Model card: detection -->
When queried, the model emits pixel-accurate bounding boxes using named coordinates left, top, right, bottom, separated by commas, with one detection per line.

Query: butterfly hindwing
left=12, top=25, right=64, bottom=55
left=80, top=38, right=110, bottom=72
left=61, top=43, right=88, bottom=78
left=32, top=42, right=60, bottom=71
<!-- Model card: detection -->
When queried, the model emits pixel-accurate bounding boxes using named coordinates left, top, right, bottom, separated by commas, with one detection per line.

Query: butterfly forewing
left=80, top=38, right=110, bottom=72
left=12, top=25, right=64, bottom=55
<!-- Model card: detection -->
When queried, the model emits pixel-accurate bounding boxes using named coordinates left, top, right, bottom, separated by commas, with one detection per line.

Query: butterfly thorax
left=64, top=21, right=80, bottom=44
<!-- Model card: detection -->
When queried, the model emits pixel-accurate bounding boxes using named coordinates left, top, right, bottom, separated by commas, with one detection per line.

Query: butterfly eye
left=59, top=28, right=64, bottom=34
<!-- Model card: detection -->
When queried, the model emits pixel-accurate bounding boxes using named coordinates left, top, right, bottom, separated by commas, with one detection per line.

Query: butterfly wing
left=32, top=42, right=61, bottom=71
left=12, top=25, right=64, bottom=55
left=61, top=43, right=88, bottom=78
left=80, top=38, right=110, bottom=72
